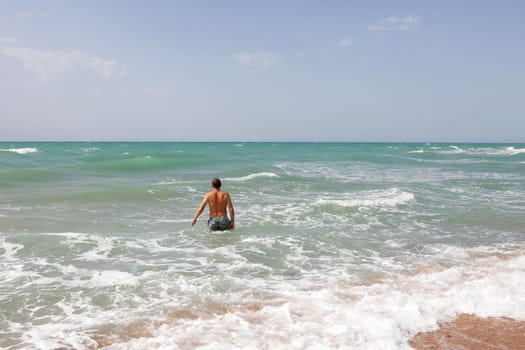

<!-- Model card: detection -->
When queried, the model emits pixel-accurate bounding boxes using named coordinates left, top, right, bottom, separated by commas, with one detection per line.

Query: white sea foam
left=431, top=146, right=525, bottom=156
left=470, top=146, right=525, bottom=156
left=0, top=147, right=39, bottom=154
left=408, top=149, right=424, bottom=154
left=0, top=238, right=24, bottom=260
left=82, top=147, right=100, bottom=152
left=78, top=240, right=114, bottom=261
left=436, top=145, right=466, bottom=154
left=53, top=232, right=115, bottom=261
left=274, top=161, right=434, bottom=184
left=4, top=230, right=525, bottom=350
left=317, top=188, right=414, bottom=208
left=225, top=172, right=279, bottom=182
left=156, top=218, right=191, bottom=223
left=89, top=270, right=138, bottom=287
left=124, top=238, right=181, bottom=253
left=275, top=161, right=365, bottom=182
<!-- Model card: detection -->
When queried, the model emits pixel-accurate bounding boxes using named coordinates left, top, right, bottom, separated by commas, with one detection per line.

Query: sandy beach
left=410, top=314, right=525, bottom=350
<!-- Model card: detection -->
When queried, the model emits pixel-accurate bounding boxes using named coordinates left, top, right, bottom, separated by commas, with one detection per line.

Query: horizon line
left=1, top=140, right=523, bottom=144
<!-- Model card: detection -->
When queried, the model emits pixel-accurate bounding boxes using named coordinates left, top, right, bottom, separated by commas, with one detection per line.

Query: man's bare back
left=206, top=190, right=231, bottom=217
left=191, top=178, right=235, bottom=230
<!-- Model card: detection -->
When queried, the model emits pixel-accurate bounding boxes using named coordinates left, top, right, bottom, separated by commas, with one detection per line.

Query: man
left=191, top=178, right=235, bottom=231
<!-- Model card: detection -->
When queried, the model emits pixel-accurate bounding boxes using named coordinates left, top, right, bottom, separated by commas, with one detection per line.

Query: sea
left=1, top=142, right=524, bottom=350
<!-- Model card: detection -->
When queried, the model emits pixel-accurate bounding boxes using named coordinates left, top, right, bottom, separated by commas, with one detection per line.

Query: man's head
left=211, top=177, right=222, bottom=189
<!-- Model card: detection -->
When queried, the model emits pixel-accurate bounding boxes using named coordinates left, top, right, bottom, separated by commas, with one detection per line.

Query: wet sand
left=410, top=314, right=525, bottom=350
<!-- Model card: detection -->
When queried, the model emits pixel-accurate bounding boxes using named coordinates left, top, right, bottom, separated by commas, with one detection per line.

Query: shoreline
left=92, top=313, right=525, bottom=349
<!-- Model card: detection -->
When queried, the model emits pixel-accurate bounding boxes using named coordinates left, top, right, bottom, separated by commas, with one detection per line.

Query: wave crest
left=432, top=146, right=525, bottom=156
left=0, top=148, right=39, bottom=154
left=225, top=172, right=279, bottom=182
left=317, top=188, right=414, bottom=207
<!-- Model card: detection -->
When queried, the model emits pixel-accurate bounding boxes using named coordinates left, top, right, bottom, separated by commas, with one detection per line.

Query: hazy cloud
left=0, top=43, right=128, bottom=80
left=233, top=50, right=282, bottom=68
left=0, top=37, right=16, bottom=45
left=368, top=15, right=421, bottom=32
left=339, top=36, right=353, bottom=47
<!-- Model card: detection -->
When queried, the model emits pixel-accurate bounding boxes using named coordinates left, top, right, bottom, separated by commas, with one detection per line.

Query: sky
left=0, top=0, right=524, bottom=142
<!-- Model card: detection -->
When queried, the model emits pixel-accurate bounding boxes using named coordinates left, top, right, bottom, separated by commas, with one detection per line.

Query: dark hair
left=211, top=178, right=222, bottom=189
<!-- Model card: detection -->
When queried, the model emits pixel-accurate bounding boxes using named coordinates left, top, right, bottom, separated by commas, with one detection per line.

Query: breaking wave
left=225, top=172, right=279, bottom=182
left=316, top=188, right=414, bottom=208
left=0, top=147, right=39, bottom=154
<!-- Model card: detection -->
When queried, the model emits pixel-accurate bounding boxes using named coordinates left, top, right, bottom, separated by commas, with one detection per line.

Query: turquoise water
left=1, top=142, right=524, bottom=349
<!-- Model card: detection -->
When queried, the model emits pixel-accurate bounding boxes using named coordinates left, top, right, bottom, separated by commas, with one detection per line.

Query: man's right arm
left=192, top=194, right=209, bottom=226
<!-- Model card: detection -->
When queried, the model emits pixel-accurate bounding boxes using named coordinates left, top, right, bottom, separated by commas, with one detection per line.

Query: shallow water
left=1, top=142, right=524, bottom=349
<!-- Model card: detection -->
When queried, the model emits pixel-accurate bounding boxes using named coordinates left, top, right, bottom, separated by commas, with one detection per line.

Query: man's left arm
left=227, top=194, right=235, bottom=229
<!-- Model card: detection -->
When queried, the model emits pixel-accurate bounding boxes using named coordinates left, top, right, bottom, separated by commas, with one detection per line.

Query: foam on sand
left=86, top=253, right=525, bottom=349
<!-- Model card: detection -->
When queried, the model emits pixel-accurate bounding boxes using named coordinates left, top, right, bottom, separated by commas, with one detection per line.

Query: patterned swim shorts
left=207, top=216, right=231, bottom=231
